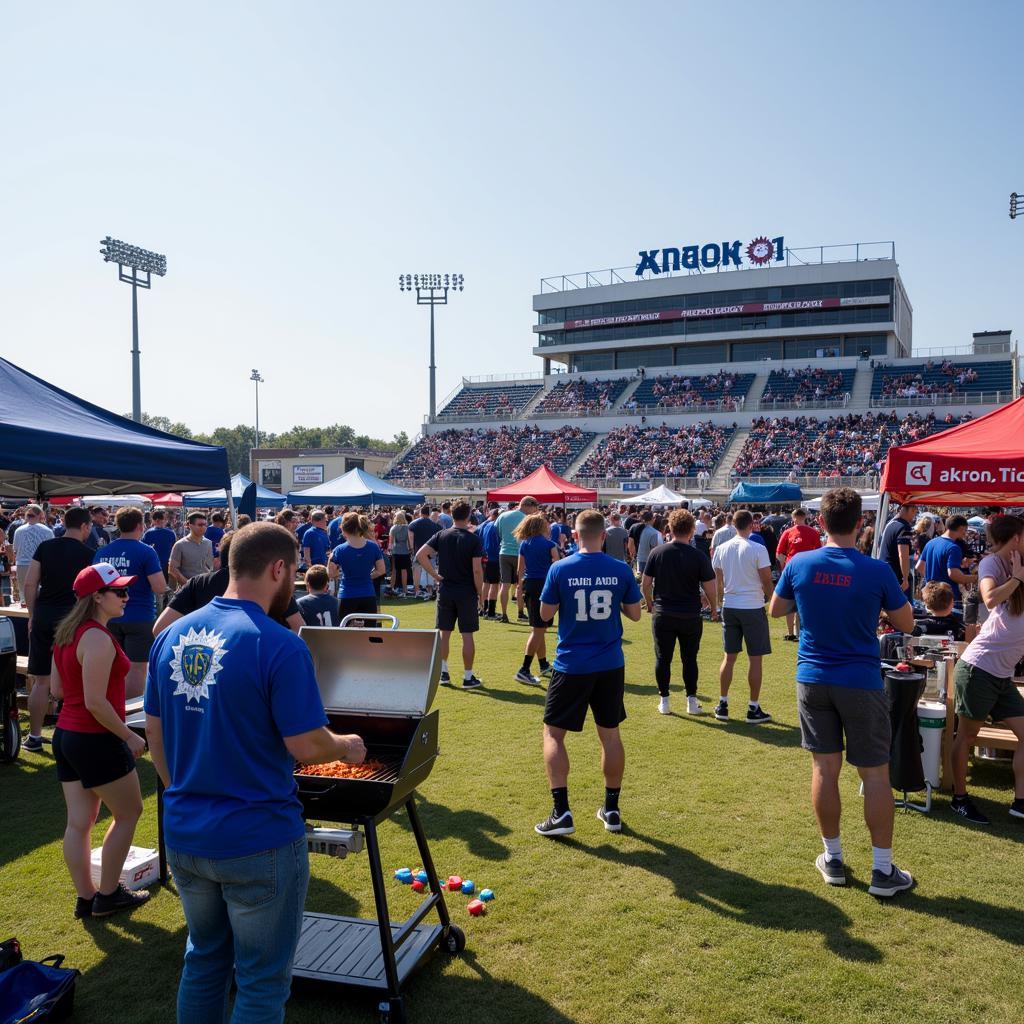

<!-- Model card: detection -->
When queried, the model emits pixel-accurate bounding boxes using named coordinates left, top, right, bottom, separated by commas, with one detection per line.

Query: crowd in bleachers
left=535, top=377, right=629, bottom=414
left=437, top=381, right=543, bottom=419
left=760, top=366, right=852, bottom=404
left=576, top=422, right=734, bottom=479
left=878, top=359, right=979, bottom=398
left=627, top=371, right=752, bottom=411
left=731, top=410, right=972, bottom=478
left=386, top=425, right=594, bottom=480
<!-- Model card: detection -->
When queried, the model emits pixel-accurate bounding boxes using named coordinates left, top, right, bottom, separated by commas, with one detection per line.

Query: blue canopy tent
left=0, top=357, right=231, bottom=499
left=183, top=473, right=287, bottom=510
left=728, top=481, right=803, bottom=505
left=287, top=468, right=424, bottom=506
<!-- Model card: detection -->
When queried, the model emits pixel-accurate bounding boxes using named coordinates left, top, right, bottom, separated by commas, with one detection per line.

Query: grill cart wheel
left=0, top=715, right=20, bottom=764
left=380, top=997, right=407, bottom=1024
left=444, top=925, right=466, bottom=954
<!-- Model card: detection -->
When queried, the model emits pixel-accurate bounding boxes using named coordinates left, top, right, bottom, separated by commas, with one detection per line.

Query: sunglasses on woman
left=100, top=587, right=130, bottom=599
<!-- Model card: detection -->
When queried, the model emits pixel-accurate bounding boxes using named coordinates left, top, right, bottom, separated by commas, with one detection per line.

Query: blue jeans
left=168, top=836, right=309, bottom=1024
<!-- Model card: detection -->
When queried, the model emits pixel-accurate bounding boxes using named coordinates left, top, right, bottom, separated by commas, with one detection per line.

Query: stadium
left=384, top=237, right=1018, bottom=499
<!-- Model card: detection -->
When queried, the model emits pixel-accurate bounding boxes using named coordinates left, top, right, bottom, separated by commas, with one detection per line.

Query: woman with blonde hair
left=330, top=512, right=386, bottom=625
left=513, top=513, right=559, bottom=684
left=388, top=510, right=413, bottom=599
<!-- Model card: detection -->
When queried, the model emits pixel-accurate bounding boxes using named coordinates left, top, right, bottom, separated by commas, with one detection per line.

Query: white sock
left=464, top=669, right=474, bottom=681
left=872, top=847, right=892, bottom=874
left=719, top=693, right=728, bottom=702
left=441, top=660, right=449, bottom=674
left=822, top=835, right=842, bottom=863
left=748, top=701, right=760, bottom=710
left=28, top=734, right=43, bottom=742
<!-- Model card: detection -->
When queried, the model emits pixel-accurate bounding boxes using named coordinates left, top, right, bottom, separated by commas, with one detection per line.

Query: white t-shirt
left=712, top=534, right=771, bottom=609
left=711, top=525, right=736, bottom=550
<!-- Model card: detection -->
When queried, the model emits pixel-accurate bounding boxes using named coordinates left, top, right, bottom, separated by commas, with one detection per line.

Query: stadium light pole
left=100, top=236, right=167, bottom=422
left=250, top=369, right=264, bottom=449
left=1011, top=192, right=1023, bottom=219
left=398, top=273, right=464, bottom=421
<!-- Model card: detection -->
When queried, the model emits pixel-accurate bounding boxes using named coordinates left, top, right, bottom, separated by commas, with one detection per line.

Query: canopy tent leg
left=228, top=484, right=238, bottom=529
left=872, top=492, right=890, bottom=558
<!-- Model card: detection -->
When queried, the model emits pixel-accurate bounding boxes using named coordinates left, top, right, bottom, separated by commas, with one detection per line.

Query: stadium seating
left=385, top=425, right=596, bottom=480
left=576, top=423, right=735, bottom=479
left=437, top=381, right=543, bottom=419
left=871, top=360, right=1013, bottom=400
left=535, top=376, right=630, bottom=414
left=629, top=372, right=755, bottom=410
left=760, top=367, right=855, bottom=404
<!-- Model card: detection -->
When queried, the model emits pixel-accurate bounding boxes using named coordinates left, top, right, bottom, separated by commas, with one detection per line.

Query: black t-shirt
left=168, top=568, right=300, bottom=627
left=913, top=612, right=965, bottom=641
left=880, top=517, right=913, bottom=580
left=427, top=526, right=483, bottom=588
left=32, top=537, right=94, bottom=610
left=628, top=522, right=647, bottom=554
left=409, top=517, right=442, bottom=552
left=643, top=540, right=715, bottom=616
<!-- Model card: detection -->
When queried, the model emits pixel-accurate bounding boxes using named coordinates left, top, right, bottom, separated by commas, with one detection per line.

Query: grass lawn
left=2, top=600, right=1022, bottom=1024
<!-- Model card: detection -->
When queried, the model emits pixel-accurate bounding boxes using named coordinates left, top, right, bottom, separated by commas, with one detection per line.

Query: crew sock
left=441, top=660, right=449, bottom=675
left=605, top=787, right=621, bottom=813
left=551, top=787, right=570, bottom=817
left=872, top=847, right=893, bottom=875
left=522, top=656, right=533, bottom=673
left=488, top=600, right=496, bottom=615
left=822, top=835, right=842, bottom=863
left=539, top=658, right=550, bottom=671
left=748, top=701, right=760, bottom=711
left=463, top=669, right=474, bottom=682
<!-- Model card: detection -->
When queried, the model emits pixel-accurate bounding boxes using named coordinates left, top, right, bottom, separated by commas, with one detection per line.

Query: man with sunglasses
left=169, top=512, right=214, bottom=587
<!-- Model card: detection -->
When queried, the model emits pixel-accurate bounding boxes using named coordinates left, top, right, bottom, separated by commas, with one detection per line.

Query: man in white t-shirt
left=12, top=504, right=54, bottom=603
left=711, top=509, right=773, bottom=724
left=710, top=513, right=736, bottom=557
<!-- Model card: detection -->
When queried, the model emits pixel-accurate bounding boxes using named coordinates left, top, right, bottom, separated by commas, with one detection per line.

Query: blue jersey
left=540, top=551, right=642, bottom=674
left=519, top=536, right=557, bottom=580
left=95, top=539, right=162, bottom=623
left=144, top=597, right=328, bottom=858
left=328, top=516, right=344, bottom=548
left=330, top=540, right=382, bottom=599
left=775, top=546, right=908, bottom=690
left=302, top=527, right=331, bottom=567
left=297, top=591, right=341, bottom=627
left=921, top=535, right=965, bottom=602
left=205, top=525, right=225, bottom=558
left=296, top=522, right=313, bottom=544
left=477, top=520, right=500, bottom=560
left=142, top=525, right=176, bottom=569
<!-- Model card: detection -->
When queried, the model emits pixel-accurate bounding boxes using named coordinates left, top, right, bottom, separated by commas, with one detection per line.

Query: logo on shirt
left=170, top=627, right=227, bottom=704
left=906, top=461, right=932, bottom=485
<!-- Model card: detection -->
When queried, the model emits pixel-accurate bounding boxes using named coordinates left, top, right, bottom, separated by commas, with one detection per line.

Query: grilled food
left=296, top=759, right=387, bottom=780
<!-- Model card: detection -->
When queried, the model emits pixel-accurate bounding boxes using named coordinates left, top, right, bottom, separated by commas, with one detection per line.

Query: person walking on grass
left=388, top=510, right=413, bottom=598
left=535, top=510, right=642, bottom=837
left=477, top=505, right=501, bottom=619
left=775, top=508, right=822, bottom=641
left=497, top=497, right=537, bottom=623
left=770, top=487, right=916, bottom=897
left=513, top=513, right=560, bottom=685
left=712, top=509, right=774, bottom=724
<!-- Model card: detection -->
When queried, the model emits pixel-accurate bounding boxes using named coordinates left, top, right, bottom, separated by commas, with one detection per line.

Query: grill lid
left=300, top=617, right=441, bottom=717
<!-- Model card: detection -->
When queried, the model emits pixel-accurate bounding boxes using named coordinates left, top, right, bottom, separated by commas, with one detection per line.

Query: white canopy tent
left=625, top=484, right=711, bottom=509
left=805, top=493, right=882, bottom=512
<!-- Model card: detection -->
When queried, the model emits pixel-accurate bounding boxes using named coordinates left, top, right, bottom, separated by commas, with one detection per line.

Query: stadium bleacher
left=628, top=372, right=755, bottom=410
left=871, top=359, right=1013, bottom=400
left=437, top=381, right=543, bottom=419
left=576, top=423, right=735, bottom=479
left=760, top=367, right=855, bottom=404
left=535, top=376, right=630, bottom=414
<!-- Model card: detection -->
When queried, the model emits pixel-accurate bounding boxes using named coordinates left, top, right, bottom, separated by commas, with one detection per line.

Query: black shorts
left=544, top=667, right=626, bottom=732
left=483, top=560, right=501, bottom=585
left=522, top=579, right=552, bottom=628
left=391, top=553, right=411, bottom=574
left=436, top=586, right=479, bottom=633
left=53, top=727, right=136, bottom=789
left=339, top=595, right=378, bottom=626
left=27, top=604, right=71, bottom=676
left=110, top=620, right=155, bottom=662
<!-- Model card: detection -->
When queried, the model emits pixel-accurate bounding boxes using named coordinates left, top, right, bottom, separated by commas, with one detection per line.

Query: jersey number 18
left=573, top=589, right=612, bottom=621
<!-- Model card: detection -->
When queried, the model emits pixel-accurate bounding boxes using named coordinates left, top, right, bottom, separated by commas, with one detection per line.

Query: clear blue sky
left=1, top=2, right=1020, bottom=440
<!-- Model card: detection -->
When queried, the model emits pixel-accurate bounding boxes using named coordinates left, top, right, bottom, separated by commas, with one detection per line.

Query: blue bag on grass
left=0, top=955, right=79, bottom=1024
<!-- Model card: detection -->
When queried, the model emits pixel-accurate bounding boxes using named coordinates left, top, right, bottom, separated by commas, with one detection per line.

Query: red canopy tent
left=486, top=465, right=597, bottom=505
left=143, top=492, right=183, bottom=506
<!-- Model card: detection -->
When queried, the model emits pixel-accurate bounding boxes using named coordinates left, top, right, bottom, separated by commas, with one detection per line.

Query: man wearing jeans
left=145, top=523, right=366, bottom=1023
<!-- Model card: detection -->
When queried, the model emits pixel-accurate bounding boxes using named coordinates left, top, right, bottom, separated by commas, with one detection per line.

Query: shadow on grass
left=457, top=684, right=547, bottom=707
left=567, top=830, right=883, bottom=962
left=662, top=711, right=803, bottom=749
left=394, top=796, right=512, bottom=861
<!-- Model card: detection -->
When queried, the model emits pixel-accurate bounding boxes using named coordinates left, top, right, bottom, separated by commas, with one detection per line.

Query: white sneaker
left=687, top=696, right=703, bottom=715
left=657, top=696, right=671, bottom=715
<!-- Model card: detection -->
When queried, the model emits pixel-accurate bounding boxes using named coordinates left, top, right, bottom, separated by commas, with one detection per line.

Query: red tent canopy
left=486, top=466, right=597, bottom=505
left=143, top=492, right=183, bottom=506
left=880, top=397, right=1024, bottom=505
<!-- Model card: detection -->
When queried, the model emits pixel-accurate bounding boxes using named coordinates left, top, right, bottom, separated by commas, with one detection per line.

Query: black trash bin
left=885, top=667, right=926, bottom=795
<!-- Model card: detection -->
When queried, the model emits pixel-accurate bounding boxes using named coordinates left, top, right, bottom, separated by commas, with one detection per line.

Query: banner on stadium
left=621, top=481, right=651, bottom=492
left=562, top=295, right=885, bottom=331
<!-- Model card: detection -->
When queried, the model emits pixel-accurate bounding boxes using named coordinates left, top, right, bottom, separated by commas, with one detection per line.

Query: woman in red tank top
left=50, top=563, right=151, bottom=920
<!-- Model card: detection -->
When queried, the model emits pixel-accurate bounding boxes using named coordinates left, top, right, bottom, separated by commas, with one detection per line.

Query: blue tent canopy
left=728, top=481, right=803, bottom=505
left=183, top=473, right=287, bottom=509
left=0, top=357, right=231, bottom=499
left=287, top=468, right=424, bottom=506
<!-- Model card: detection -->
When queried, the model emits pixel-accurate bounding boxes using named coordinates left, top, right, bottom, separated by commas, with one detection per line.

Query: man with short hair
left=709, top=512, right=736, bottom=557
left=712, top=509, right=774, bottom=724
left=416, top=502, right=484, bottom=689
left=409, top=505, right=442, bottom=600
left=12, top=504, right=53, bottom=603
left=477, top=505, right=501, bottom=618
left=603, top=513, right=630, bottom=563
left=301, top=511, right=331, bottom=570
left=84, top=506, right=110, bottom=552
left=879, top=502, right=917, bottom=601
left=916, top=514, right=977, bottom=605
left=169, top=513, right=214, bottom=586
left=534, top=509, right=642, bottom=837
left=770, top=487, right=916, bottom=896
left=776, top=508, right=822, bottom=641
left=643, top=510, right=718, bottom=716
left=143, top=510, right=177, bottom=601
left=145, top=522, right=367, bottom=1020
left=438, top=501, right=454, bottom=530
left=206, top=512, right=227, bottom=565
left=297, top=565, right=341, bottom=626
left=497, top=497, right=537, bottom=623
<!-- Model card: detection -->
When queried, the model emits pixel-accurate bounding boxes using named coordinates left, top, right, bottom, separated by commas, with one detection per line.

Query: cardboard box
left=90, top=845, right=158, bottom=892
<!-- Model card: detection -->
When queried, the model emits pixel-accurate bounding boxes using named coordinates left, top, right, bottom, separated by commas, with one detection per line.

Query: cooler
left=917, top=700, right=946, bottom=789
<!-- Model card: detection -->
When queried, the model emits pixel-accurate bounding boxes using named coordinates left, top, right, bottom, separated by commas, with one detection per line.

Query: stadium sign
left=635, top=235, right=785, bottom=276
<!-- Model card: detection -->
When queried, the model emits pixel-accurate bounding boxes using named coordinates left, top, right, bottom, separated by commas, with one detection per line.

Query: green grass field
left=2, top=601, right=1022, bottom=1024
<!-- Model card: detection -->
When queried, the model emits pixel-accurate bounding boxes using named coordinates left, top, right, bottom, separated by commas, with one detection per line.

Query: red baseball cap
left=73, top=563, right=137, bottom=598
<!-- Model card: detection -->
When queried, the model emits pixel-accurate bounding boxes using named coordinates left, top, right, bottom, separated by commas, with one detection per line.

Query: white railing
left=911, top=345, right=1011, bottom=358
left=431, top=409, right=523, bottom=425
left=462, top=371, right=545, bottom=384
left=754, top=394, right=850, bottom=412
left=868, top=390, right=1009, bottom=409
left=428, top=397, right=748, bottom=425
left=732, top=473, right=879, bottom=490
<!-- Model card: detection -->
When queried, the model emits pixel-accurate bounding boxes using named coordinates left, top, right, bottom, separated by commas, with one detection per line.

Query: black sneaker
left=461, top=675, right=484, bottom=690
left=713, top=700, right=729, bottom=721
left=440, top=670, right=451, bottom=685
left=514, top=668, right=540, bottom=685
left=74, top=895, right=95, bottom=919
left=745, top=706, right=772, bottom=724
left=868, top=864, right=914, bottom=898
left=22, top=735, right=44, bottom=753
left=498, top=614, right=510, bottom=624
left=784, top=634, right=798, bottom=642
left=951, top=795, right=990, bottom=825
left=539, top=663, right=553, bottom=678
left=815, top=853, right=846, bottom=886
left=535, top=810, right=575, bottom=837
left=91, top=883, right=151, bottom=918
left=1008, top=799, right=1024, bottom=820
left=597, top=807, right=622, bottom=833
left=518, top=613, right=529, bottom=623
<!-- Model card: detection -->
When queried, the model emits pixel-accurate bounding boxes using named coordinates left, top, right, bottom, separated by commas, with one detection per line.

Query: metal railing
left=428, top=397, right=747, bottom=425
left=732, top=473, right=879, bottom=490
left=753, top=394, right=850, bottom=412
left=868, top=390, right=1009, bottom=409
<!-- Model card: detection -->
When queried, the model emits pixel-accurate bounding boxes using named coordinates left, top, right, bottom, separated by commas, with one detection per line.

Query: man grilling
left=145, top=522, right=366, bottom=1022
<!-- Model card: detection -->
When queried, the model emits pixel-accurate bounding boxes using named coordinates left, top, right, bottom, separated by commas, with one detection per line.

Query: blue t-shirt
left=95, top=539, right=162, bottom=623
left=519, top=536, right=558, bottom=580
left=296, top=522, right=313, bottom=543
left=477, top=520, right=500, bottom=560
left=142, top=526, right=176, bottom=569
left=302, top=527, right=331, bottom=567
left=297, top=591, right=341, bottom=627
left=540, top=551, right=642, bottom=674
left=774, top=547, right=908, bottom=690
left=144, top=597, right=329, bottom=858
left=330, top=541, right=382, bottom=599
left=921, top=535, right=965, bottom=602
left=550, top=523, right=569, bottom=548
left=328, top=516, right=344, bottom=548
left=205, top=525, right=225, bottom=558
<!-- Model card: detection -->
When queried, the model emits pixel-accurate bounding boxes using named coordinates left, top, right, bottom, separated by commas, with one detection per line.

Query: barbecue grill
left=293, top=615, right=464, bottom=1024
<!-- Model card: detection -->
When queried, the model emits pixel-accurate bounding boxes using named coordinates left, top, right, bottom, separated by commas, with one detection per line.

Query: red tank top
left=54, top=620, right=130, bottom=734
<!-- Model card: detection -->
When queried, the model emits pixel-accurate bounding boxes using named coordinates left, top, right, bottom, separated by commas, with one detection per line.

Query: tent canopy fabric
left=0, top=357, right=231, bottom=498
left=49, top=494, right=149, bottom=508
left=880, top=398, right=1024, bottom=505
left=287, top=467, right=424, bottom=506
left=487, top=466, right=597, bottom=505
left=627, top=484, right=687, bottom=507
left=728, top=481, right=803, bottom=505
left=806, top=493, right=882, bottom=512
left=144, top=493, right=183, bottom=507
left=184, top=474, right=286, bottom=509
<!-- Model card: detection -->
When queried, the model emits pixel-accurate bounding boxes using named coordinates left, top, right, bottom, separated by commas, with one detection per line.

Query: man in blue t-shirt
left=301, top=510, right=331, bottom=568
left=916, top=514, right=976, bottom=604
left=770, top=487, right=916, bottom=898
left=145, top=522, right=366, bottom=1020
left=143, top=509, right=177, bottom=611
left=205, top=512, right=226, bottom=564
left=98, top=507, right=167, bottom=697
left=535, top=509, right=642, bottom=838
left=477, top=505, right=501, bottom=618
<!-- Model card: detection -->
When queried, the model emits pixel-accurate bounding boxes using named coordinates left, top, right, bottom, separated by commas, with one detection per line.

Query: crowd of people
left=630, top=371, right=746, bottom=411
left=879, top=360, right=979, bottom=398
left=760, top=366, right=849, bottom=404
left=576, top=422, right=734, bottom=479
left=534, top=377, right=629, bottom=414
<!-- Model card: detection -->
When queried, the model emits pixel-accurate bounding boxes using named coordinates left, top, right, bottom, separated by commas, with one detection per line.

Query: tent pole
left=873, top=493, right=890, bottom=558
left=228, top=485, right=238, bottom=530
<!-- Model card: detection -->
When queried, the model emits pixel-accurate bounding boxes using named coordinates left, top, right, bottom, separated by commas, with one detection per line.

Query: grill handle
left=338, top=613, right=399, bottom=630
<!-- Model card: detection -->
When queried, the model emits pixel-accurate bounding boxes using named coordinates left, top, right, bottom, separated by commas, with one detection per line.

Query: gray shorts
left=797, top=683, right=891, bottom=767
left=499, top=554, right=519, bottom=585
left=721, top=606, right=771, bottom=656
left=110, top=619, right=155, bottom=663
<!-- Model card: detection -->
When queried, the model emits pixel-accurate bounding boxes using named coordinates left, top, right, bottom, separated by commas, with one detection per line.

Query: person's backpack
left=0, top=941, right=79, bottom=1024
